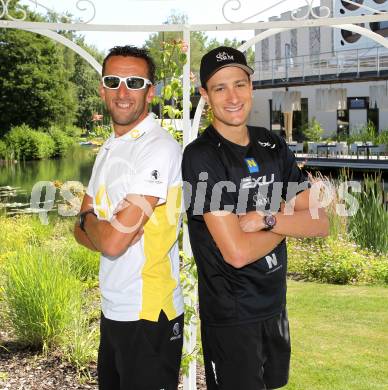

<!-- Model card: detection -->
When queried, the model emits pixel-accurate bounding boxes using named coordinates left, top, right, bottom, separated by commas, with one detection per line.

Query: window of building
left=368, top=107, right=379, bottom=132
left=348, top=97, right=368, bottom=109
left=269, top=98, right=308, bottom=140
left=269, top=100, right=283, bottom=135
left=337, top=109, right=349, bottom=136
left=337, top=97, right=378, bottom=136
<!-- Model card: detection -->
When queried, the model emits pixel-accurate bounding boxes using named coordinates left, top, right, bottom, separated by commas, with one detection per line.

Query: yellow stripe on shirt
left=139, top=185, right=182, bottom=321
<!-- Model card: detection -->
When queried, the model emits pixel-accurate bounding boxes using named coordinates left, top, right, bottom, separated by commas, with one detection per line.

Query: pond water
left=0, top=145, right=96, bottom=216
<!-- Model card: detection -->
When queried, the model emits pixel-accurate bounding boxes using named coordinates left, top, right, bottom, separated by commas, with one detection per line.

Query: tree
left=0, top=28, right=78, bottom=135
left=144, top=12, right=255, bottom=77
left=207, top=37, right=255, bottom=68
left=0, top=6, right=77, bottom=134
left=0, top=4, right=105, bottom=135
left=144, top=12, right=209, bottom=76
left=70, top=37, right=105, bottom=129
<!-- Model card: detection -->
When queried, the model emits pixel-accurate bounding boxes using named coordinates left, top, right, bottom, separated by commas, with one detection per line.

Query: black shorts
left=98, top=310, right=184, bottom=390
left=201, top=309, right=291, bottom=390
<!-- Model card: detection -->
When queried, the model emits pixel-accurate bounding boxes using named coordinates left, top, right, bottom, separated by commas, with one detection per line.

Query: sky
left=20, top=0, right=309, bottom=54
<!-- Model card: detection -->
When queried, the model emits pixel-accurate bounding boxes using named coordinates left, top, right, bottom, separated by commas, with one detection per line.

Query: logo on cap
left=216, top=52, right=234, bottom=62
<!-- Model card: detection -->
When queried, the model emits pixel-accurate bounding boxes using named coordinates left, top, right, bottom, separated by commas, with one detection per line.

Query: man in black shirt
left=182, top=46, right=329, bottom=389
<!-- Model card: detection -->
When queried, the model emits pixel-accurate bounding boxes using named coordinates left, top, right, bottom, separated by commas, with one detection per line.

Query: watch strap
left=79, top=209, right=96, bottom=232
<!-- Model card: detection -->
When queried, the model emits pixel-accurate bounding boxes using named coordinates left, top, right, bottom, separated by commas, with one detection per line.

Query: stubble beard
left=107, top=102, right=146, bottom=128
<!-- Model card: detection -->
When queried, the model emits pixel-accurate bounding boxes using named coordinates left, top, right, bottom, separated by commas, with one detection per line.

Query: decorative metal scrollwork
left=0, top=0, right=27, bottom=20
left=74, top=0, right=96, bottom=24
left=222, top=0, right=289, bottom=23
left=0, top=0, right=96, bottom=23
left=222, top=0, right=385, bottom=23
left=291, top=0, right=331, bottom=20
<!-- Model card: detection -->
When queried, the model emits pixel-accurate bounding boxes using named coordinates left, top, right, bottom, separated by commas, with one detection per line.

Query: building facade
left=250, top=0, right=388, bottom=138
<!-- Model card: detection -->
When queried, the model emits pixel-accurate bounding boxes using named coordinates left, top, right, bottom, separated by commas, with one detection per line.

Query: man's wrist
left=79, top=209, right=96, bottom=232
left=263, top=214, right=277, bottom=231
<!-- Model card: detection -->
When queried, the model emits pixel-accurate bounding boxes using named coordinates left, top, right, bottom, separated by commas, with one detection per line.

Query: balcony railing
left=253, top=46, right=388, bottom=86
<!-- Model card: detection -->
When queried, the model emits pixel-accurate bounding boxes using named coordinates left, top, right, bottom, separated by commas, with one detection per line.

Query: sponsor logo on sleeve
left=146, top=169, right=162, bottom=184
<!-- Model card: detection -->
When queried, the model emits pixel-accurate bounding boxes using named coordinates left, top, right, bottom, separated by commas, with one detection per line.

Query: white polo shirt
left=87, top=114, right=184, bottom=322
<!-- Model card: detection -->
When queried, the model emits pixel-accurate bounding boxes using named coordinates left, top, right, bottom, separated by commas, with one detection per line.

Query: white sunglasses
left=102, top=75, right=152, bottom=90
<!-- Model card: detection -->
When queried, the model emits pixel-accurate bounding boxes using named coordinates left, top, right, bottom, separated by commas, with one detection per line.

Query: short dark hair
left=102, top=45, right=156, bottom=84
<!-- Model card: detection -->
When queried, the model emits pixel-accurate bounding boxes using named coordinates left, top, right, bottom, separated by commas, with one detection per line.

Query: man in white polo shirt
left=74, top=45, right=184, bottom=390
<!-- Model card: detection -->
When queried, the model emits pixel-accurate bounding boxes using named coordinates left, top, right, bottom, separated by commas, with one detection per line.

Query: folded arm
left=239, top=188, right=329, bottom=238
left=74, top=193, right=159, bottom=257
left=203, top=211, right=285, bottom=269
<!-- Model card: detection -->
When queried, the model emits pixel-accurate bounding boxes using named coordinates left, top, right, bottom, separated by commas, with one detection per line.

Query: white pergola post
left=182, top=27, right=198, bottom=390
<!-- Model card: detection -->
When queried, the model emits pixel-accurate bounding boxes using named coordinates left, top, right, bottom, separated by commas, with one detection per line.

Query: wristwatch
left=263, top=214, right=277, bottom=231
left=79, top=209, right=96, bottom=232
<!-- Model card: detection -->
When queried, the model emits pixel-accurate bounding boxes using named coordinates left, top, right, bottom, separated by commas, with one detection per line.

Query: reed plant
left=63, top=242, right=99, bottom=284
left=60, top=292, right=99, bottom=377
left=3, top=247, right=84, bottom=351
left=348, top=174, right=388, bottom=254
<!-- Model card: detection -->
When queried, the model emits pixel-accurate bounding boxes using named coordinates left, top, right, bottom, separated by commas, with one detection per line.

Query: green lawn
left=285, top=281, right=388, bottom=390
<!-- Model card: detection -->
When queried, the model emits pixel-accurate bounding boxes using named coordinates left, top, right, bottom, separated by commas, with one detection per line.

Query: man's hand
left=239, top=211, right=266, bottom=233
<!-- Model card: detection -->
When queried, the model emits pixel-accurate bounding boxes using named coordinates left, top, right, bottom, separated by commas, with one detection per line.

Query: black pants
left=201, top=309, right=291, bottom=390
left=98, top=311, right=184, bottom=390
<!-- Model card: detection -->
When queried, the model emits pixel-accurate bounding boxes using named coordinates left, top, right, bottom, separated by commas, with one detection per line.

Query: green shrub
left=49, top=126, right=75, bottom=157
left=301, top=117, right=323, bottom=141
left=369, top=259, right=388, bottom=285
left=348, top=120, right=377, bottom=144
left=63, top=125, right=84, bottom=139
left=3, top=248, right=84, bottom=350
left=348, top=175, right=388, bottom=254
left=0, top=139, right=7, bottom=159
left=376, top=129, right=388, bottom=145
left=89, top=125, right=111, bottom=141
left=288, top=237, right=388, bottom=285
left=5, top=125, right=56, bottom=160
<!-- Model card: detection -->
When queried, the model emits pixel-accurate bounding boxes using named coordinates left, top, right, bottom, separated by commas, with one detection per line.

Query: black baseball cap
left=200, top=46, right=254, bottom=88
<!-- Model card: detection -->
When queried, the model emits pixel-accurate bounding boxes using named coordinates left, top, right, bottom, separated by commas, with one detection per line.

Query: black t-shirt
left=182, top=125, right=309, bottom=326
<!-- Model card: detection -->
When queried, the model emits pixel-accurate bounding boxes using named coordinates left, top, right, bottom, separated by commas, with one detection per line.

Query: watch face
left=265, top=215, right=276, bottom=228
